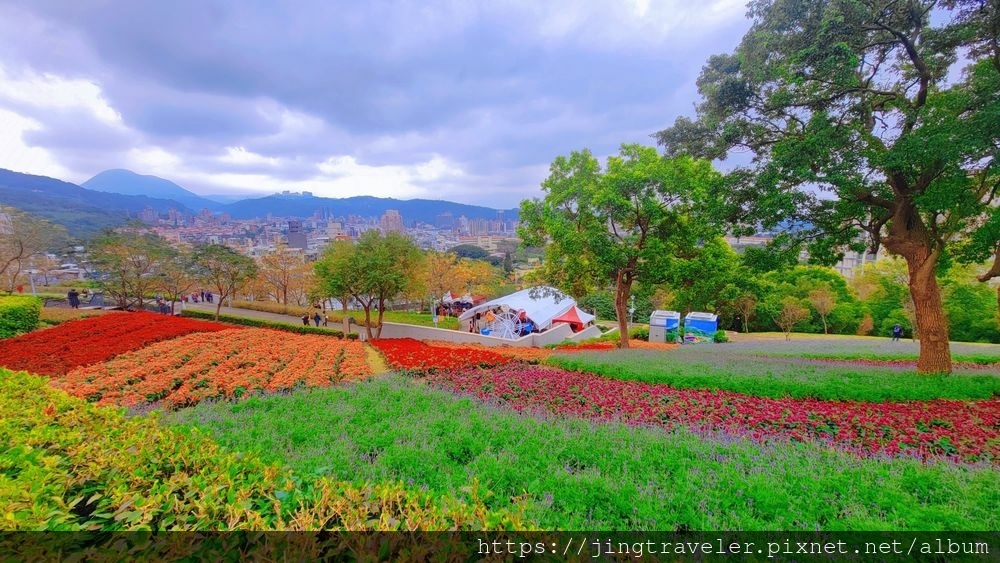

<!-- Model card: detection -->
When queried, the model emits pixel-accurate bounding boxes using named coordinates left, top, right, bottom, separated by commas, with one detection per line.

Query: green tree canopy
left=519, top=144, right=722, bottom=347
left=657, top=0, right=1000, bottom=373
left=314, top=231, right=423, bottom=340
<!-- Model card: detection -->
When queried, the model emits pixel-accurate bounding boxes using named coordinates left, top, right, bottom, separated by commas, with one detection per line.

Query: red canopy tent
left=551, top=305, right=594, bottom=332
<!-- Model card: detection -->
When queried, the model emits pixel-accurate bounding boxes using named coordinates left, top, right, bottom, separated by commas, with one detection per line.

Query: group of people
left=182, top=290, right=214, bottom=304
left=155, top=297, right=171, bottom=314
left=302, top=311, right=329, bottom=327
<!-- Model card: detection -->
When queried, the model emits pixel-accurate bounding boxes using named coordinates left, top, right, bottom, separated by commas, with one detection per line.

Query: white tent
left=458, top=286, right=592, bottom=332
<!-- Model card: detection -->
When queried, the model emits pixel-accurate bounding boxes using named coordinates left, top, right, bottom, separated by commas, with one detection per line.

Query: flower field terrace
left=425, top=364, right=1000, bottom=463
left=0, top=312, right=230, bottom=376
left=370, top=338, right=514, bottom=373
left=51, top=328, right=372, bottom=409
left=170, top=376, right=1000, bottom=530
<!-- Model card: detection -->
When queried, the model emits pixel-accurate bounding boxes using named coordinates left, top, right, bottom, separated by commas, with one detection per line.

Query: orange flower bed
left=423, top=341, right=552, bottom=363
left=52, top=328, right=372, bottom=409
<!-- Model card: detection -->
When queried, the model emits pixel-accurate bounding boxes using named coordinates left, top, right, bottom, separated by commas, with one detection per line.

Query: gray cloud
left=0, top=0, right=750, bottom=207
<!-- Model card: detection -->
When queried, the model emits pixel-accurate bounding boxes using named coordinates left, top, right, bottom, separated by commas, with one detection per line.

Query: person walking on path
left=891, top=323, right=903, bottom=342
left=301, top=312, right=310, bottom=326
left=67, top=288, right=80, bottom=309
left=313, top=312, right=322, bottom=327
left=323, top=313, right=329, bottom=327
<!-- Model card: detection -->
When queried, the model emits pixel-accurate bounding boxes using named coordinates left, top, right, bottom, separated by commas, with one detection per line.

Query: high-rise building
left=287, top=220, right=307, bottom=250
left=0, top=208, right=12, bottom=235
left=380, top=210, right=404, bottom=233
left=435, top=212, right=454, bottom=230
left=139, top=206, right=158, bottom=223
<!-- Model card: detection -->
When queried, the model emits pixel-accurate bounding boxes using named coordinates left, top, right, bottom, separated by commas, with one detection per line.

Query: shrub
left=181, top=309, right=346, bottom=338
left=856, top=314, right=875, bottom=336
left=0, top=295, right=42, bottom=338
left=233, top=300, right=312, bottom=316
left=628, top=326, right=649, bottom=340
left=713, top=329, right=729, bottom=343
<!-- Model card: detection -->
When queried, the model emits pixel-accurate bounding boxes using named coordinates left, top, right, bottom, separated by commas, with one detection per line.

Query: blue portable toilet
left=648, top=310, right=681, bottom=342
left=684, top=312, right=718, bottom=335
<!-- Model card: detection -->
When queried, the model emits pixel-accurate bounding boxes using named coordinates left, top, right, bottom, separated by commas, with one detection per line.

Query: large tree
left=156, top=246, right=199, bottom=314
left=0, top=207, right=65, bottom=293
left=256, top=243, right=312, bottom=306
left=313, top=231, right=424, bottom=340
left=519, top=144, right=721, bottom=348
left=314, top=240, right=360, bottom=334
left=191, top=244, right=258, bottom=320
left=657, top=0, right=1000, bottom=373
left=89, top=228, right=172, bottom=310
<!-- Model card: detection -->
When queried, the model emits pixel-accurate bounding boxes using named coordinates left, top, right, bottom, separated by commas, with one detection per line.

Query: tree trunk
left=342, top=296, right=350, bottom=336
left=614, top=271, right=631, bottom=349
left=375, top=297, right=386, bottom=339
left=821, top=316, right=828, bottom=334
left=363, top=304, right=375, bottom=341
left=907, top=258, right=952, bottom=373
left=882, top=195, right=953, bottom=374
left=215, top=299, right=223, bottom=321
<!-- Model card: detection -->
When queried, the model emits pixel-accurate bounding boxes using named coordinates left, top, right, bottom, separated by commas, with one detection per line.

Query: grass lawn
left=165, top=376, right=999, bottom=531
left=547, top=346, right=1000, bottom=402
left=374, top=311, right=460, bottom=330
left=727, top=333, right=1000, bottom=364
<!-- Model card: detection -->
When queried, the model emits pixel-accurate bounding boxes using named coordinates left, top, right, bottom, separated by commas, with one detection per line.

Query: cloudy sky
left=0, top=0, right=750, bottom=208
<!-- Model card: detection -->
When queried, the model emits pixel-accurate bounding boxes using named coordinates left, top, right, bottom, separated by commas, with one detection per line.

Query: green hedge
left=180, top=309, right=358, bottom=339
left=0, top=295, right=42, bottom=338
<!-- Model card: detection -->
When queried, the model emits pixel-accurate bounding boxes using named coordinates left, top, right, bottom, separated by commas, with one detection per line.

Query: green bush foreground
left=0, top=369, right=526, bottom=532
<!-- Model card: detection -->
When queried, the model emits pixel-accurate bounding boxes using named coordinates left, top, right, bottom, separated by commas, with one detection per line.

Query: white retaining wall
left=354, top=321, right=604, bottom=348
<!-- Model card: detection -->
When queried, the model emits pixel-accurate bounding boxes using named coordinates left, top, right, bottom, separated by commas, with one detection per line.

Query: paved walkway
left=181, top=301, right=352, bottom=333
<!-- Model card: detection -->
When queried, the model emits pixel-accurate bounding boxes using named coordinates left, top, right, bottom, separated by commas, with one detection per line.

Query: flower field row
left=0, top=312, right=230, bottom=375
left=424, top=364, right=1000, bottom=463
left=370, top=338, right=514, bottom=372
left=51, top=328, right=372, bottom=409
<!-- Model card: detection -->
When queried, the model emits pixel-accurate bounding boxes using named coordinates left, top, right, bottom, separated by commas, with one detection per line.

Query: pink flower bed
left=425, top=364, right=1000, bottom=463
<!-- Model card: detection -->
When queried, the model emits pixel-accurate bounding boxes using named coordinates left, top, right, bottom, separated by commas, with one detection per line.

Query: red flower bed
left=0, top=312, right=230, bottom=375
left=425, top=364, right=1000, bottom=463
left=370, top=338, right=513, bottom=372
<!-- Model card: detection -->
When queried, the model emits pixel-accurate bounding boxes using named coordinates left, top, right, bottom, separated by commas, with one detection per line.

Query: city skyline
left=0, top=1, right=750, bottom=209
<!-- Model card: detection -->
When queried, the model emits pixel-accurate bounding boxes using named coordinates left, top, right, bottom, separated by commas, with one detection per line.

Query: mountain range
left=0, top=167, right=518, bottom=239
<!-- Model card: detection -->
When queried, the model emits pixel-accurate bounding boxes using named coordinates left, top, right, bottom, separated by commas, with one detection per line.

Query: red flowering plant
left=425, top=364, right=1000, bottom=463
left=0, top=312, right=230, bottom=376
left=370, top=338, right=513, bottom=374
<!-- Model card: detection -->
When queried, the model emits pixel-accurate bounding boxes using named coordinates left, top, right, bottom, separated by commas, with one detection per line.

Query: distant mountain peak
left=83, top=169, right=221, bottom=210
